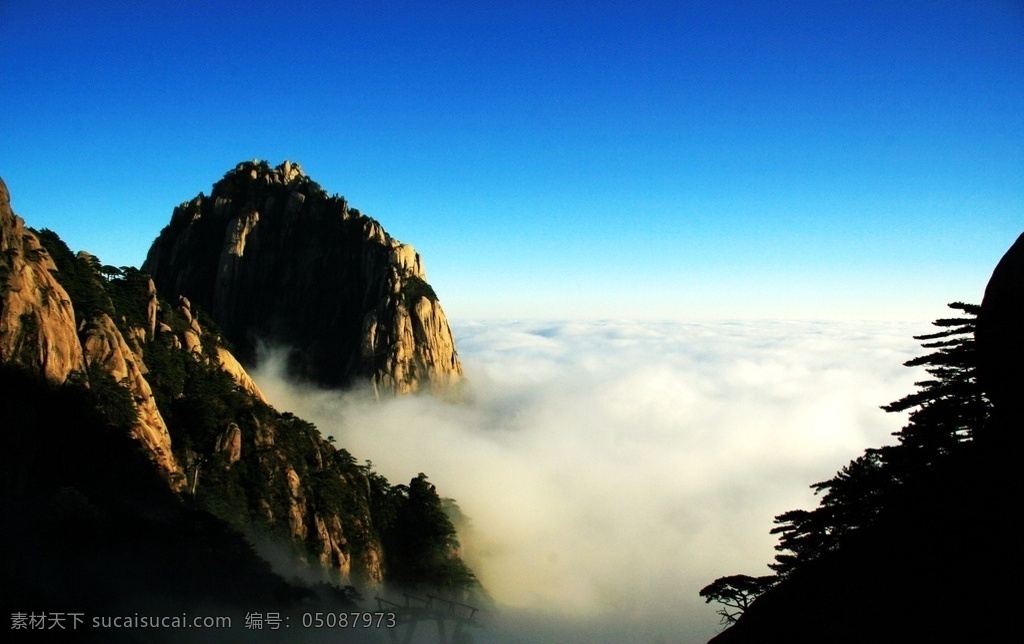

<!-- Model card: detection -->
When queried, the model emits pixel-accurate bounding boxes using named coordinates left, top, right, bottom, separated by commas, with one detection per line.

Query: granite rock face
left=1, top=172, right=475, bottom=598
left=79, top=311, right=181, bottom=483
left=1, top=178, right=183, bottom=486
left=0, top=177, right=86, bottom=383
left=143, top=160, right=463, bottom=395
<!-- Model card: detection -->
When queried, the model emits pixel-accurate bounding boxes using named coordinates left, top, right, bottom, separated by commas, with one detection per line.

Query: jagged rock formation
left=2, top=174, right=482, bottom=604
left=187, top=409, right=387, bottom=589
left=79, top=308, right=182, bottom=483
left=143, top=160, right=463, bottom=395
left=0, top=361, right=329, bottom=624
left=0, top=177, right=85, bottom=382
left=1, top=180, right=183, bottom=484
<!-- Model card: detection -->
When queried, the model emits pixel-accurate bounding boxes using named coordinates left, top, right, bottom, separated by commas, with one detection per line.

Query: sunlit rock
left=143, top=160, right=463, bottom=394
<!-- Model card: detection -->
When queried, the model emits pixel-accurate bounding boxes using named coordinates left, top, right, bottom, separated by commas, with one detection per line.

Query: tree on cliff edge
left=702, top=302, right=997, bottom=639
left=386, top=474, right=480, bottom=596
left=700, top=575, right=775, bottom=625
left=767, top=303, right=987, bottom=578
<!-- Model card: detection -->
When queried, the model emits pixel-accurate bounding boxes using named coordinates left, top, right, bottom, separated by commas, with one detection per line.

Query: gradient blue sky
left=2, top=0, right=1022, bottom=320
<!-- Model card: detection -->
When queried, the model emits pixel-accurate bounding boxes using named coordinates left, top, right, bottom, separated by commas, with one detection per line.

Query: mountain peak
left=216, top=159, right=309, bottom=193
left=144, top=161, right=462, bottom=394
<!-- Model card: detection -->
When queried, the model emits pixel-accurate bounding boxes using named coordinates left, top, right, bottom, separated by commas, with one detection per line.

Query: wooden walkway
left=375, top=593, right=481, bottom=644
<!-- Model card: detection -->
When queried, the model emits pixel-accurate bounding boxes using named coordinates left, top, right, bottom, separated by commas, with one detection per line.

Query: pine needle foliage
left=702, top=302, right=992, bottom=619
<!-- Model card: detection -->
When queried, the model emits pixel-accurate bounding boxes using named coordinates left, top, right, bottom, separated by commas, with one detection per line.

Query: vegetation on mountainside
left=401, top=275, right=438, bottom=304
left=35, top=228, right=153, bottom=336
left=21, top=227, right=483, bottom=602
left=701, top=302, right=995, bottom=637
left=35, top=228, right=110, bottom=321
left=0, top=362, right=320, bottom=617
left=144, top=288, right=480, bottom=596
left=768, top=303, right=984, bottom=577
left=383, top=473, right=479, bottom=592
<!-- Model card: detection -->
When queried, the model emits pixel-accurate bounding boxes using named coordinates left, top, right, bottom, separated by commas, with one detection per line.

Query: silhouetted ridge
left=977, top=231, right=1024, bottom=453
left=702, top=293, right=1012, bottom=642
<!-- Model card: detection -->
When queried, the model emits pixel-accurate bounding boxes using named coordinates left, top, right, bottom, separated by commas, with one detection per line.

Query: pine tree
left=704, top=302, right=993, bottom=618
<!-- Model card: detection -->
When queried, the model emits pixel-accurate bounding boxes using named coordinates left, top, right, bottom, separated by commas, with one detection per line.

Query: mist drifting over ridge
left=252, top=319, right=925, bottom=643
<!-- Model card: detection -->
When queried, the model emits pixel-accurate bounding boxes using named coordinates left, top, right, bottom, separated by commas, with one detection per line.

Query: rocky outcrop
left=0, top=177, right=276, bottom=491
left=247, top=414, right=385, bottom=588
left=0, top=177, right=86, bottom=383
left=216, top=346, right=268, bottom=403
left=2, top=173, right=476, bottom=599
left=363, top=291, right=462, bottom=394
left=79, top=312, right=182, bottom=484
left=154, top=295, right=268, bottom=403
left=143, top=160, right=463, bottom=394
left=213, top=423, right=243, bottom=466
left=1, top=178, right=183, bottom=486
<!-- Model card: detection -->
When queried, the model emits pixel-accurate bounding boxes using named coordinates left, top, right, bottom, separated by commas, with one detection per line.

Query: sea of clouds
left=253, top=319, right=927, bottom=643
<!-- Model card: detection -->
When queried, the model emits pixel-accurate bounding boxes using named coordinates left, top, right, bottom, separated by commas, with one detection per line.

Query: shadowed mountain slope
left=703, top=233, right=1023, bottom=642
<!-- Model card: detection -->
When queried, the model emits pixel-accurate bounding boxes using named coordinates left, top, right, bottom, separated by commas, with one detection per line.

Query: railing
left=374, top=593, right=480, bottom=643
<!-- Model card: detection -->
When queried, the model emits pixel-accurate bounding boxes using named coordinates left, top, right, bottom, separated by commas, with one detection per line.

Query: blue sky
left=2, top=0, right=1022, bottom=320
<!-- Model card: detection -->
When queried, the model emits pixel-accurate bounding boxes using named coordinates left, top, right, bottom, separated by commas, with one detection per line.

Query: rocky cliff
left=1, top=178, right=183, bottom=484
left=1, top=174, right=482, bottom=609
left=0, top=177, right=85, bottom=383
left=143, top=160, right=463, bottom=395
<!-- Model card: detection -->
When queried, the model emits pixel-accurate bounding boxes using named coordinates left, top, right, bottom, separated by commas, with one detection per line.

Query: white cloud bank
left=253, top=319, right=927, bottom=643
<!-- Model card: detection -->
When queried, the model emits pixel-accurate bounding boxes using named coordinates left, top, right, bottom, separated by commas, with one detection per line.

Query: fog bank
left=253, top=319, right=924, bottom=643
